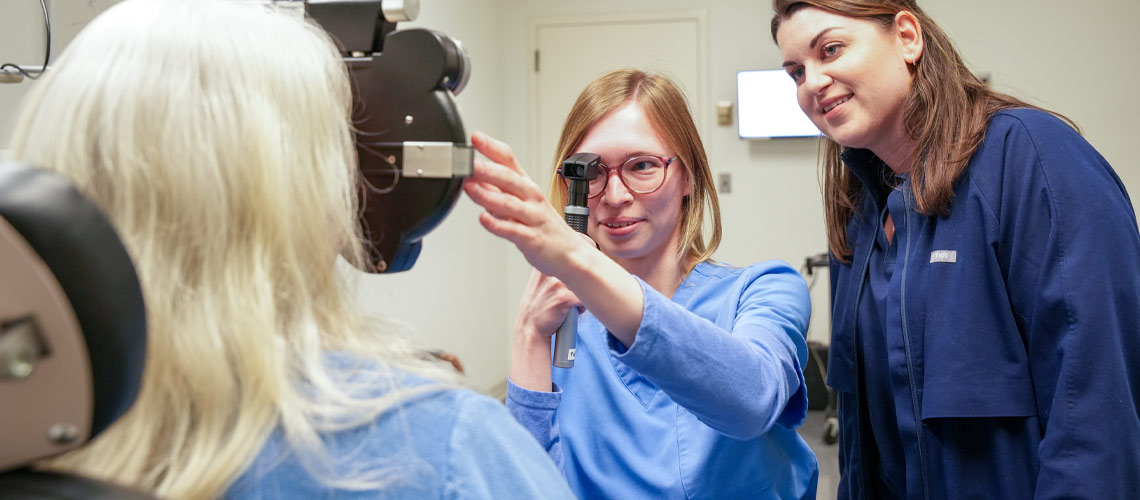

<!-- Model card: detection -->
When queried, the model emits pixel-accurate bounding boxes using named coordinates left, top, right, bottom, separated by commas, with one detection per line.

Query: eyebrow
left=597, top=151, right=661, bottom=166
left=781, top=26, right=840, bottom=68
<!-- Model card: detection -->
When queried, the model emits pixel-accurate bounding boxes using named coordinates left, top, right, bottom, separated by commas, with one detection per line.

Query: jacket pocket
left=919, top=293, right=1038, bottom=420
left=920, top=364, right=1037, bottom=420
left=920, top=410, right=1043, bottom=498
left=918, top=349, right=1043, bottom=499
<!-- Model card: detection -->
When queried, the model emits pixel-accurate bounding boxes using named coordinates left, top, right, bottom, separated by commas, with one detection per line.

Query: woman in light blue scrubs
left=464, top=68, right=819, bottom=500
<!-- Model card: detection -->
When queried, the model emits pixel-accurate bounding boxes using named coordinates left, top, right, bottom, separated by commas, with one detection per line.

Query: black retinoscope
left=552, top=152, right=600, bottom=368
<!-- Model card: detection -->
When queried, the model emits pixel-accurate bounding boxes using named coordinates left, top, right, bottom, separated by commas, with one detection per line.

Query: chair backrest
left=0, top=162, right=152, bottom=499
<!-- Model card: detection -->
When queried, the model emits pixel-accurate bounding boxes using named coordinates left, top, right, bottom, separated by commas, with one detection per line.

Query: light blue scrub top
left=509, top=261, right=819, bottom=499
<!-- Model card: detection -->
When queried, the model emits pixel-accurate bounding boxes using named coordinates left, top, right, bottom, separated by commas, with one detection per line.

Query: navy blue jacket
left=828, top=109, right=1140, bottom=499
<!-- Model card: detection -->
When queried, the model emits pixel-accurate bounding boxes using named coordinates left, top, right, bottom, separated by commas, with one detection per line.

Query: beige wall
left=3, top=0, right=1137, bottom=391
left=1, top=0, right=121, bottom=151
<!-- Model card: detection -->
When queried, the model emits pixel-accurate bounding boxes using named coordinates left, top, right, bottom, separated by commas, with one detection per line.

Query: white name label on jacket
left=930, top=250, right=958, bottom=263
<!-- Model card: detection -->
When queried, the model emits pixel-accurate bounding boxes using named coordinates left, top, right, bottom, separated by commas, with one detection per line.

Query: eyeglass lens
left=587, top=155, right=668, bottom=197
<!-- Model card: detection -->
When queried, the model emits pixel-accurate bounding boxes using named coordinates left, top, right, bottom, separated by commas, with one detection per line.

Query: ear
left=894, top=11, right=924, bottom=65
left=680, top=162, right=693, bottom=198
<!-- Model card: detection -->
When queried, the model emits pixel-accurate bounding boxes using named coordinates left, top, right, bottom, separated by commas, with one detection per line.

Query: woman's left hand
left=463, top=131, right=596, bottom=280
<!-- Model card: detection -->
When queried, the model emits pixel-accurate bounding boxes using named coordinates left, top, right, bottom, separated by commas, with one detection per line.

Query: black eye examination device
left=552, top=152, right=600, bottom=368
left=0, top=1, right=470, bottom=496
left=298, top=0, right=473, bottom=273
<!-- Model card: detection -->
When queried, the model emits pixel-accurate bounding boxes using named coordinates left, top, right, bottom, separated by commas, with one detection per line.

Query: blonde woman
left=464, top=69, right=818, bottom=499
left=7, top=0, right=572, bottom=498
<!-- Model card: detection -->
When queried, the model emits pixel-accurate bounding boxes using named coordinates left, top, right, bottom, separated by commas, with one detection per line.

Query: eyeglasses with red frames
left=561, top=154, right=678, bottom=198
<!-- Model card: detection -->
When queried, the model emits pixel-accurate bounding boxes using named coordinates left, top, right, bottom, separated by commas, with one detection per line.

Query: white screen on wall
left=737, top=70, right=821, bottom=139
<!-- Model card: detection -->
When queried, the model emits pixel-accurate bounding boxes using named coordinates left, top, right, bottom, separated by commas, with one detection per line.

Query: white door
left=529, top=12, right=707, bottom=188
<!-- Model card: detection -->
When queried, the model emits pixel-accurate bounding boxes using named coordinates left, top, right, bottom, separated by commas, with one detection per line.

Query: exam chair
left=0, top=163, right=152, bottom=499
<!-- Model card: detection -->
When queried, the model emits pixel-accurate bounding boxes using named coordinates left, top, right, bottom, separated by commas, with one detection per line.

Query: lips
left=598, top=217, right=642, bottom=237
left=821, top=94, right=852, bottom=114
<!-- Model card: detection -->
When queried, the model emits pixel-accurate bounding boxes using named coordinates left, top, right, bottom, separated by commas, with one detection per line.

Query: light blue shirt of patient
left=224, top=362, right=574, bottom=500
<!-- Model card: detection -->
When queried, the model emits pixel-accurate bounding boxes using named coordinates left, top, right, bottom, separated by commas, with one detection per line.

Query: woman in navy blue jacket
left=772, top=1, right=1140, bottom=498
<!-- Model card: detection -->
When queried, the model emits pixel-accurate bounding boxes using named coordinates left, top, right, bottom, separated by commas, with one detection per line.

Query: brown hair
left=548, top=68, right=721, bottom=268
left=771, top=0, right=1074, bottom=260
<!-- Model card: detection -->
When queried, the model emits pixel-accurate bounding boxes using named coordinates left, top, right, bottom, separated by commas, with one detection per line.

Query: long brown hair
left=771, top=0, right=1074, bottom=260
left=548, top=69, right=722, bottom=268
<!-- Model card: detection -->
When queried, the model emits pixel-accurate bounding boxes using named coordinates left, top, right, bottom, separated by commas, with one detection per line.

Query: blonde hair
left=548, top=69, right=721, bottom=269
left=8, top=0, right=453, bottom=497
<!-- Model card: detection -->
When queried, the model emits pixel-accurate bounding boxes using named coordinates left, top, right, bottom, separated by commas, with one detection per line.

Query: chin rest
left=0, top=163, right=151, bottom=498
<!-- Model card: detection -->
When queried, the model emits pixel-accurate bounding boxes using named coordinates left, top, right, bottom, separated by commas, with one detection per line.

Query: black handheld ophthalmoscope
left=552, top=152, right=600, bottom=368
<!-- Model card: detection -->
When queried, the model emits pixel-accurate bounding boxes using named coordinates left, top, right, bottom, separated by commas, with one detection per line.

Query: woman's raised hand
left=463, top=131, right=597, bottom=279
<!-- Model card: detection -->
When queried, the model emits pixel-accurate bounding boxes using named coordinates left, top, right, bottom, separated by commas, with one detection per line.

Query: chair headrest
left=0, top=163, right=147, bottom=471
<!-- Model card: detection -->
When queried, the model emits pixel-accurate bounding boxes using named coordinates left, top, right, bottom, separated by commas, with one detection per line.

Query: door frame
left=526, top=10, right=709, bottom=180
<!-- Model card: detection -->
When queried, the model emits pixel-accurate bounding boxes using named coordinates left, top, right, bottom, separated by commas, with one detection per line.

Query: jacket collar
left=841, top=148, right=898, bottom=211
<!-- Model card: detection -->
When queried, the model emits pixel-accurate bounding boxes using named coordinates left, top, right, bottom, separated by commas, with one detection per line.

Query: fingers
left=475, top=210, right=529, bottom=244
left=464, top=177, right=546, bottom=228
left=531, top=270, right=583, bottom=309
left=521, top=271, right=585, bottom=337
left=472, top=131, right=526, bottom=175
left=470, top=155, right=541, bottom=201
left=464, top=147, right=564, bottom=233
left=523, top=269, right=584, bottom=313
left=466, top=132, right=593, bottom=278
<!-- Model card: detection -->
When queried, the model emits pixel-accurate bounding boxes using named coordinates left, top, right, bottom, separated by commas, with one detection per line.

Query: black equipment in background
left=802, top=253, right=831, bottom=411
left=300, top=0, right=473, bottom=273
left=806, top=340, right=838, bottom=445
left=551, top=153, right=600, bottom=368
left=0, top=0, right=51, bottom=83
left=801, top=251, right=838, bottom=445
left=805, top=341, right=831, bottom=412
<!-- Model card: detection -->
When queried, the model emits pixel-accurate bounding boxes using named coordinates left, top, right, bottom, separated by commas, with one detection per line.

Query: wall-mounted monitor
left=737, top=69, right=821, bottom=139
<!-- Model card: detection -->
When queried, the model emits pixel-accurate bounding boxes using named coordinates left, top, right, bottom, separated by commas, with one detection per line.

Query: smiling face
left=575, top=101, right=690, bottom=270
left=776, top=7, right=919, bottom=168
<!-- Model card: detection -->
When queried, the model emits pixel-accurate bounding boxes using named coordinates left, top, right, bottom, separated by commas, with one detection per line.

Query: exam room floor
left=798, top=410, right=840, bottom=500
